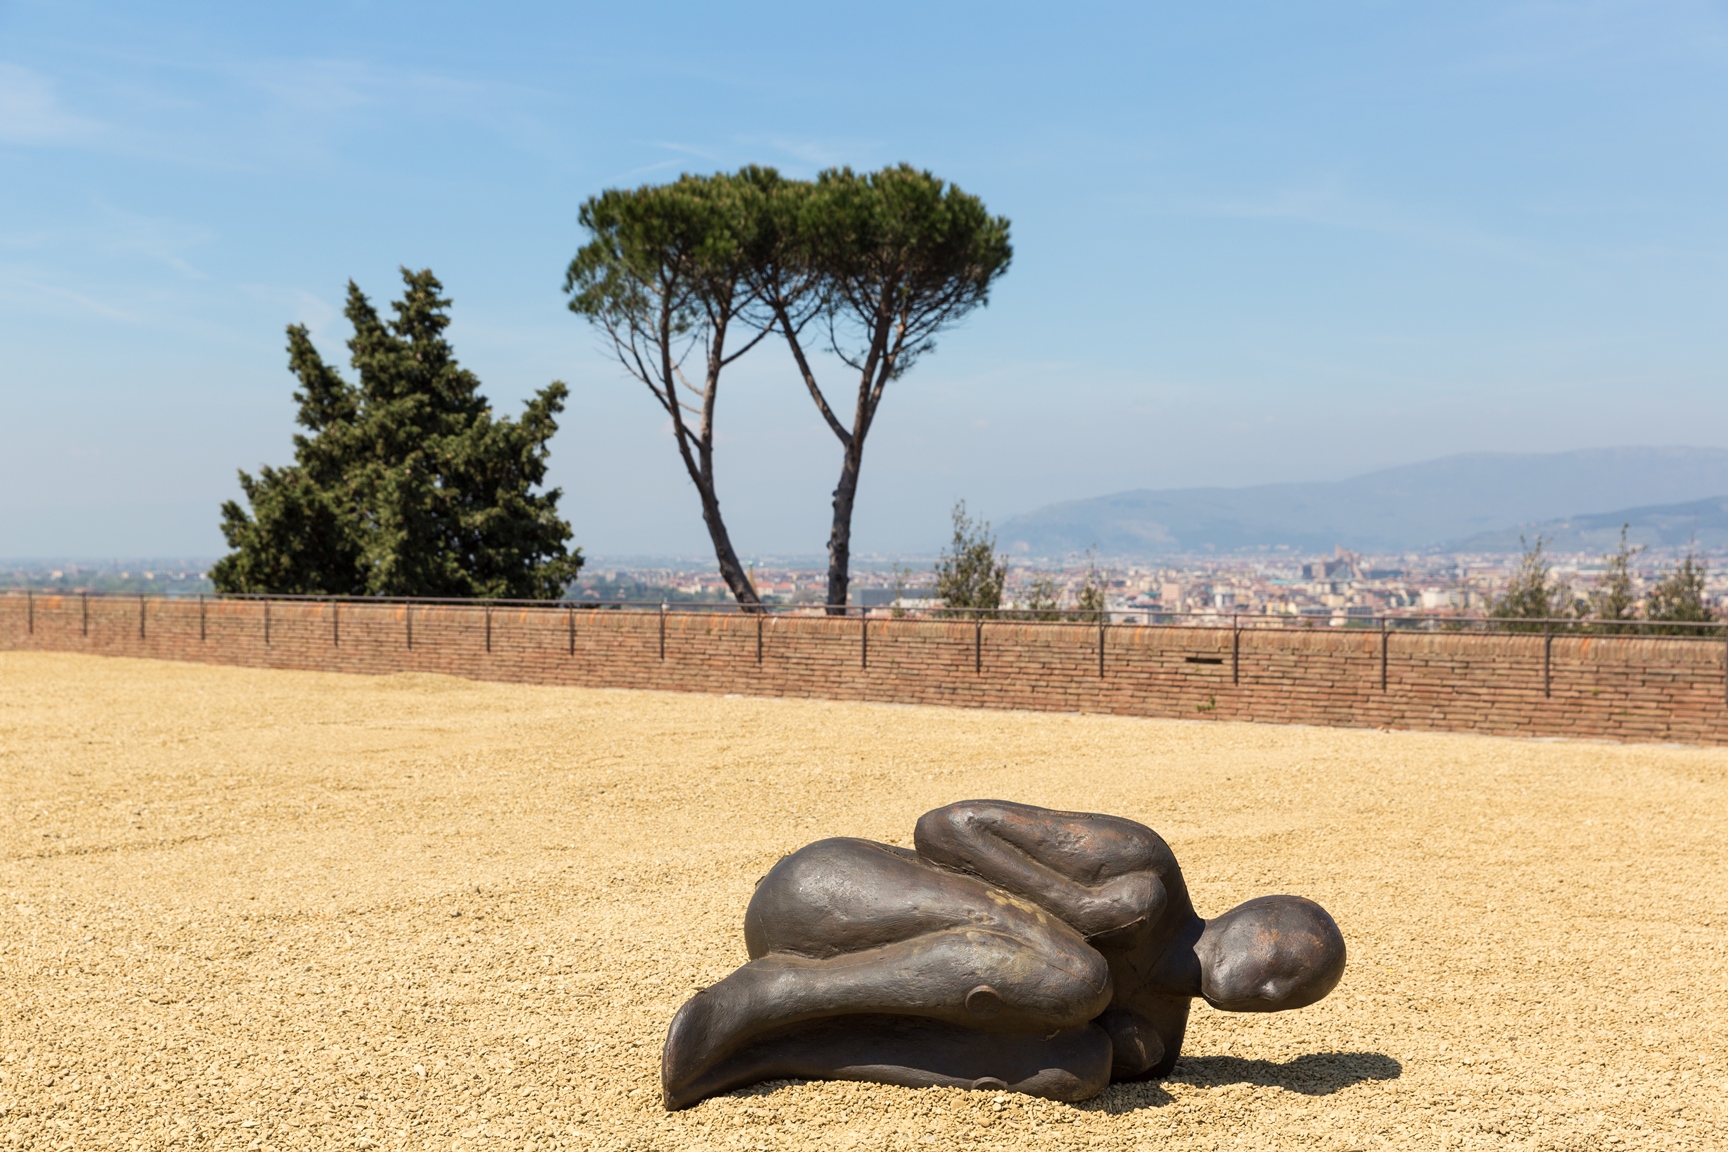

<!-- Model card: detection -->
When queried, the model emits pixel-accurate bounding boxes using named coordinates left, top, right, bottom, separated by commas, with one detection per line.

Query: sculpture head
left=1195, top=895, right=1345, bottom=1012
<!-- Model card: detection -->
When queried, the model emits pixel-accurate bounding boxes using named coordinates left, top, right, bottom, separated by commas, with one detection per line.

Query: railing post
left=26, top=589, right=33, bottom=635
left=1380, top=617, right=1388, bottom=691
left=756, top=611, right=763, bottom=665
left=1542, top=621, right=1552, bottom=698
left=81, top=591, right=88, bottom=637
left=974, top=616, right=983, bottom=674
left=405, top=603, right=412, bottom=650
left=1230, top=613, right=1239, bottom=685
left=861, top=607, right=869, bottom=670
left=198, top=593, right=205, bottom=642
left=659, top=602, right=667, bottom=661
left=1099, top=610, right=1108, bottom=679
left=568, top=605, right=575, bottom=657
left=485, top=604, right=492, bottom=653
left=138, top=593, right=146, bottom=640
left=332, top=600, right=339, bottom=647
left=264, top=598, right=270, bottom=647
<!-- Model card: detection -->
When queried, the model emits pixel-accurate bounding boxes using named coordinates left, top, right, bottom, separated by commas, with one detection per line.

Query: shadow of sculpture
left=1069, top=1052, right=1401, bottom=1115
left=1171, top=1051, right=1403, bottom=1095
left=721, top=1051, right=1400, bottom=1115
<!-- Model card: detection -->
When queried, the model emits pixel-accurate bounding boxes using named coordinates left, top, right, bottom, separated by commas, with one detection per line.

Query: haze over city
left=4, top=2, right=1726, bottom=565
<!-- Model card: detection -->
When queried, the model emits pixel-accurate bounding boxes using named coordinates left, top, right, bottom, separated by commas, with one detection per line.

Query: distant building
left=1301, top=556, right=1357, bottom=580
left=1420, top=588, right=1466, bottom=610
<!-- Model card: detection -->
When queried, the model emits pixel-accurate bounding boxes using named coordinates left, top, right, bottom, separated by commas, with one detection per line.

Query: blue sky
left=3, top=1, right=1726, bottom=560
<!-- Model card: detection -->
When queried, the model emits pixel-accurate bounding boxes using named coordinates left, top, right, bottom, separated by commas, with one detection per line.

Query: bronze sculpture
left=662, top=800, right=1346, bottom=1109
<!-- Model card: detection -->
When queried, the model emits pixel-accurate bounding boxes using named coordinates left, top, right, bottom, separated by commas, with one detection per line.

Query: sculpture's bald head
left=1196, top=895, right=1345, bottom=1012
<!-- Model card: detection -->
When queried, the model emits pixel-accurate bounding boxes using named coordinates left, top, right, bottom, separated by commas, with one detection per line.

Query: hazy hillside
left=998, top=447, right=1728, bottom=557
left=1450, top=495, right=1728, bottom=554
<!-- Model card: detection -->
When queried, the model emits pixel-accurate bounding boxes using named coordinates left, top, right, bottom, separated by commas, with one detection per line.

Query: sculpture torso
left=1085, top=834, right=1205, bottom=1078
left=910, top=801, right=1204, bottom=1078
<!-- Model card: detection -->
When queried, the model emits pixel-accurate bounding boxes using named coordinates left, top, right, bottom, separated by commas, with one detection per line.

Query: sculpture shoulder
left=915, top=800, right=1181, bottom=885
left=754, top=838, right=920, bottom=893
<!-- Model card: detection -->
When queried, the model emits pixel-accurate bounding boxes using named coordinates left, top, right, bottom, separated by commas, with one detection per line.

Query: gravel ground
left=2, top=651, right=1725, bottom=1151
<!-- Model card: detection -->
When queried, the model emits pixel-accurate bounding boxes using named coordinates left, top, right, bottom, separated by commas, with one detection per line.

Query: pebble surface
left=2, top=651, right=1725, bottom=1150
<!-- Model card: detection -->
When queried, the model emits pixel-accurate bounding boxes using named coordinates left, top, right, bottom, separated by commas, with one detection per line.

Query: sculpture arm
left=913, top=800, right=1168, bottom=941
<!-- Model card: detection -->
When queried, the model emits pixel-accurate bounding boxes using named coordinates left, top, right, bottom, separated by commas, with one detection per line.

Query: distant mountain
left=998, top=447, right=1728, bottom=557
left=1449, top=495, right=1728, bottom=554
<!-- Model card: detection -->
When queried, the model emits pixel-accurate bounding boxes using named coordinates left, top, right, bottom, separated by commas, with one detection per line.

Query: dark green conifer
left=213, top=269, right=581, bottom=599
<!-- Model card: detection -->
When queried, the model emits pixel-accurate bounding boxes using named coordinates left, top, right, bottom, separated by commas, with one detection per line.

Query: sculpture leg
left=662, top=928, right=1112, bottom=1108
left=665, top=1015, right=1113, bottom=1109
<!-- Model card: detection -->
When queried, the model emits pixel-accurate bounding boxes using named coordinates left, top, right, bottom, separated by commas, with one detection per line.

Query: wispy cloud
left=648, top=140, right=726, bottom=163
left=1114, top=174, right=1570, bottom=271
left=736, top=134, right=885, bottom=173
left=0, top=62, right=105, bottom=145
left=0, top=271, right=141, bottom=324
left=606, top=156, right=686, bottom=185
left=0, top=49, right=524, bottom=172
left=212, top=55, right=497, bottom=169
left=1467, top=0, right=1728, bottom=75
left=236, top=283, right=343, bottom=342
left=88, top=201, right=213, bottom=279
left=0, top=201, right=213, bottom=278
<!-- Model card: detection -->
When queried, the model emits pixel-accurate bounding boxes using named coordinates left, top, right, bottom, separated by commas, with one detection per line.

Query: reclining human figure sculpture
left=662, top=799, right=1346, bottom=1109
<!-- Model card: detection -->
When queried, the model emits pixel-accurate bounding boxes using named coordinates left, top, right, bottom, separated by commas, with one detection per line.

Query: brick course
left=5, top=592, right=1726, bottom=745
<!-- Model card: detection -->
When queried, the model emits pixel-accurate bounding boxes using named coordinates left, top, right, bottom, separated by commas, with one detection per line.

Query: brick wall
left=5, top=592, right=1727, bottom=745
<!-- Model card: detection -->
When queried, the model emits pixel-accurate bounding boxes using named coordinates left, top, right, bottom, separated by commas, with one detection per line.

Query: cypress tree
left=934, top=501, right=1007, bottom=618
left=1490, top=535, right=1575, bottom=632
left=213, top=269, right=582, bottom=599
left=1646, top=549, right=1714, bottom=634
left=1588, top=524, right=1641, bottom=634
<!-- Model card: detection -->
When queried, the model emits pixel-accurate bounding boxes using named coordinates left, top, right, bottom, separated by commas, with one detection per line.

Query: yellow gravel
left=2, top=651, right=1725, bottom=1151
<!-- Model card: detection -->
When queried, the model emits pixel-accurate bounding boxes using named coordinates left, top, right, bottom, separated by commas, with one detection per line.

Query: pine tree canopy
left=213, top=269, right=582, bottom=599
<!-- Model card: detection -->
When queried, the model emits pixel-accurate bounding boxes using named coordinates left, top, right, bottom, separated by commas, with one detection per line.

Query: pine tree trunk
left=824, top=442, right=864, bottom=613
left=696, top=481, right=762, bottom=611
